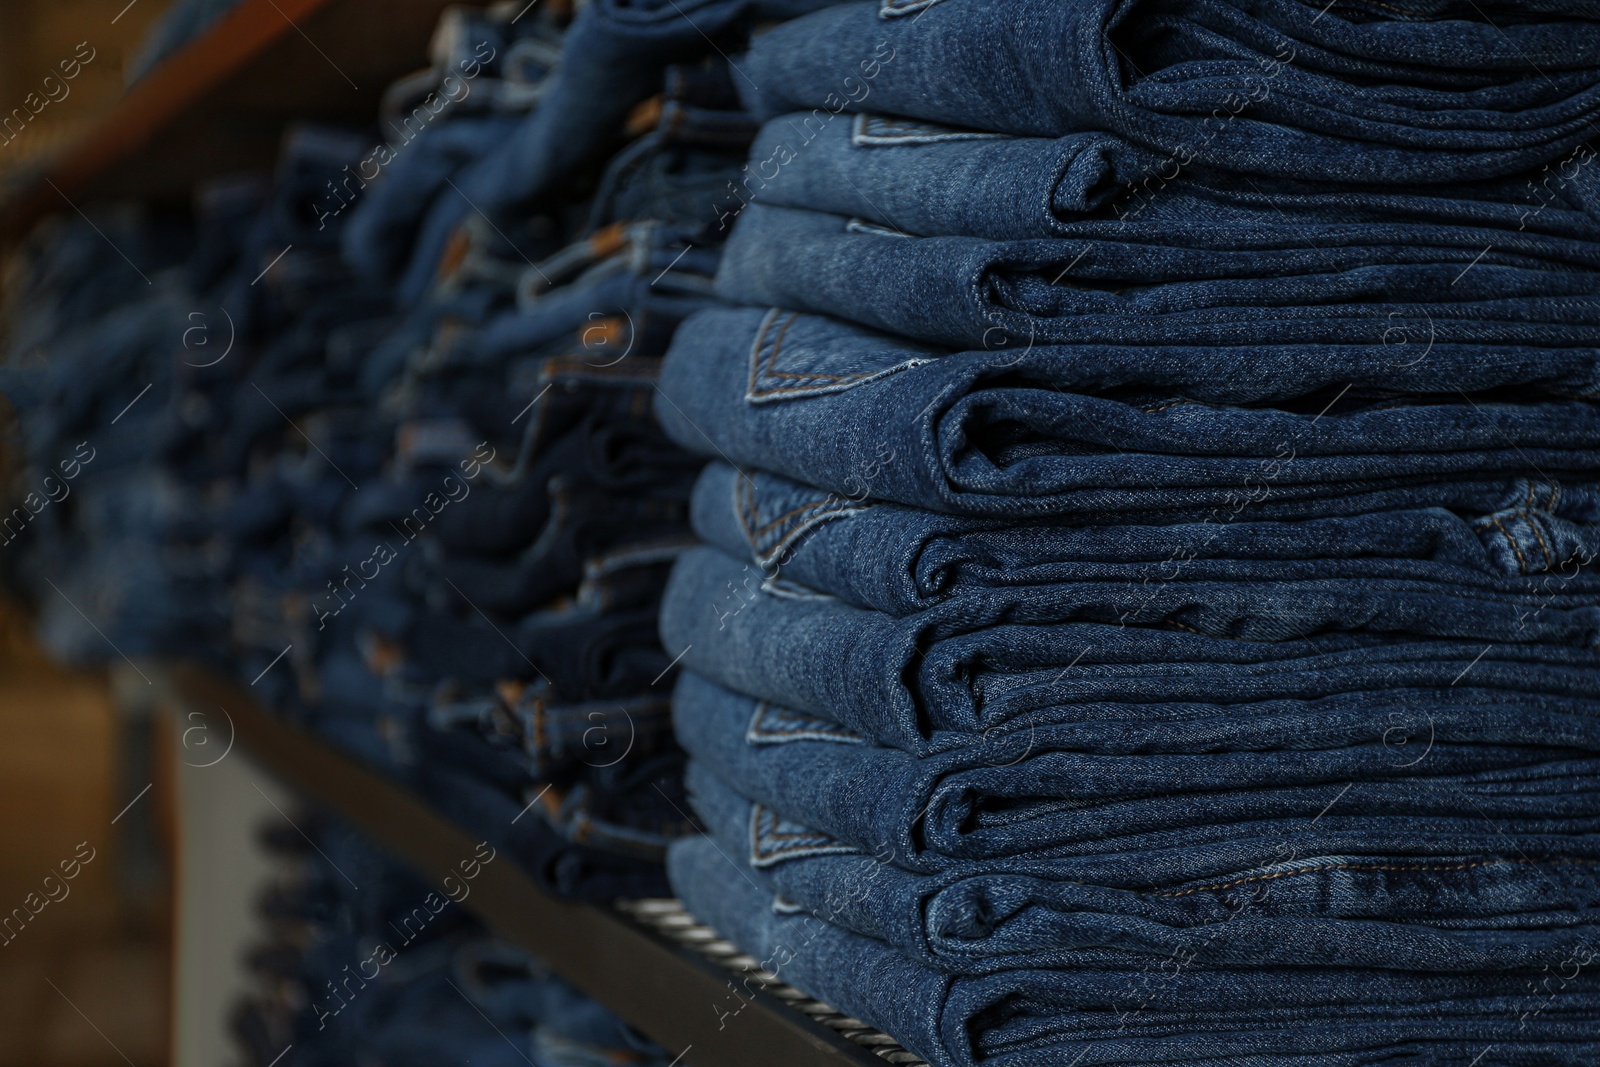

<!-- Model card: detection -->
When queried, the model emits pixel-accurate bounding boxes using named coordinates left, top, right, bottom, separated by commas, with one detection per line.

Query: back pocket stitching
left=746, top=307, right=932, bottom=403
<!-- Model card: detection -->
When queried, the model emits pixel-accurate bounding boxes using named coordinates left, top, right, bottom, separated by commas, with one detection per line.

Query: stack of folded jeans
left=311, top=0, right=801, bottom=897
left=234, top=809, right=672, bottom=1067
left=657, top=0, right=1600, bottom=1062
left=2, top=0, right=835, bottom=902
left=6, top=0, right=966, bottom=904
left=0, top=199, right=227, bottom=665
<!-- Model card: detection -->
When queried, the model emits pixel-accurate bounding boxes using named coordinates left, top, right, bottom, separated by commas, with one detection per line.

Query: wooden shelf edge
left=1, top=0, right=353, bottom=241
left=65, top=0, right=335, bottom=191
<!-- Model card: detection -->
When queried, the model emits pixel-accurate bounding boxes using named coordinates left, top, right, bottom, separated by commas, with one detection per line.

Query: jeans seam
left=748, top=701, right=866, bottom=746
left=749, top=308, right=891, bottom=394
left=1487, top=512, right=1531, bottom=574
left=750, top=498, right=847, bottom=542
left=1142, top=398, right=1201, bottom=414
left=747, top=308, right=930, bottom=401
left=751, top=805, right=854, bottom=864
left=1519, top=508, right=1557, bottom=571
left=737, top=473, right=859, bottom=559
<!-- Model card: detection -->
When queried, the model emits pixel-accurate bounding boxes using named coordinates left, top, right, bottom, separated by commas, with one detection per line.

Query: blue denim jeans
left=426, top=683, right=674, bottom=782
left=670, top=834, right=1600, bottom=1067
left=715, top=204, right=1600, bottom=349
left=342, top=116, right=528, bottom=290
left=406, top=593, right=672, bottom=697
left=470, top=222, right=722, bottom=368
left=408, top=755, right=679, bottom=900
left=672, top=669, right=1600, bottom=869
left=662, top=526, right=1600, bottom=652
left=656, top=307, right=1600, bottom=519
left=741, top=111, right=1600, bottom=241
left=685, top=758, right=1600, bottom=975
left=420, top=487, right=692, bottom=616
left=689, top=463, right=1600, bottom=617
left=396, top=354, right=699, bottom=558
left=586, top=61, right=762, bottom=232
left=736, top=0, right=1600, bottom=183
left=400, top=0, right=843, bottom=302
left=661, top=545, right=1600, bottom=753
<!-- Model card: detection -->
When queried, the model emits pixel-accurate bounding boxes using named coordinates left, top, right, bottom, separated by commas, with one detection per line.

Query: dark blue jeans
left=663, top=527, right=1600, bottom=650
left=673, top=669, right=1600, bottom=868
left=689, top=463, right=1600, bottom=616
left=736, top=0, right=1600, bottom=183
left=660, top=546, right=1600, bottom=753
left=715, top=204, right=1600, bottom=350
left=670, top=834, right=1600, bottom=1067
left=685, top=758, right=1600, bottom=974
left=656, top=306, right=1600, bottom=519
left=741, top=111, right=1600, bottom=241
left=399, top=0, right=844, bottom=302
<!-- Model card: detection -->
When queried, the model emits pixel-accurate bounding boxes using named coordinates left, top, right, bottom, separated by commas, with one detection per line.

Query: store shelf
left=163, top=664, right=918, bottom=1067
left=1, top=0, right=455, bottom=240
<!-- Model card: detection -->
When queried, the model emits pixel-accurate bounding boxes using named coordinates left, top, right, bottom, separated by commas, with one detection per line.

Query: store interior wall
left=0, top=601, right=171, bottom=1066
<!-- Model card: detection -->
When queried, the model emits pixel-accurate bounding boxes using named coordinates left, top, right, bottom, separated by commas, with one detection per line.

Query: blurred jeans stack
left=235, top=810, right=672, bottom=1067
left=657, top=0, right=1600, bottom=1063
left=3, top=0, right=837, bottom=901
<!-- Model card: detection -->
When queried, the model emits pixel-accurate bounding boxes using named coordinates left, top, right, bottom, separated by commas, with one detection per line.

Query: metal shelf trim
left=164, top=664, right=908, bottom=1067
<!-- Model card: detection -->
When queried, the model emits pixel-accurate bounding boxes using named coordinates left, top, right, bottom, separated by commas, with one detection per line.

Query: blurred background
left=2, top=12, right=179, bottom=1066
left=0, top=603, right=173, bottom=1067
left=2, top=5, right=332, bottom=1065
left=0, top=1, right=167, bottom=185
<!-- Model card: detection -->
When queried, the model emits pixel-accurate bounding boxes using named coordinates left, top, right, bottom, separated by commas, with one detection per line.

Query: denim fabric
left=426, top=684, right=674, bottom=781
left=4, top=214, right=191, bottom=354
left=23, top=0, right=1600, bottom=1054
left=342, top=116, right=527, bottom=288
left=4, top=0, right=802, bottom=916
left=421, top=490, right=692, bottom=616
left=715, top=204, right=1600, bottom=349
left=409, top=758, right=676, bottom=900
left=240, top=813, right=672, bottom=1066
left=690, top=463, right=1600, bottom=618
left=406, top=598, right=669, bottom=696
left=422, top=401, right=698, bottom=560
left=451, top=0, right=811, bottom=214
left=672, top=670, right=1600, bottom=868
left=670, top=835, right=1600, bottom=1067
left=412, top=707, right=693, bottom=872
left=587, top=61, right=762, bottom=232
left=399, top=0, right=842, bottom=302
left=736, top=0, right=1600, bottom=183
left=589, top=123, right=761, bottom=233
left=663, top=527, right=1600, bottom=645
left=746, top=112, right=1600, bottom=241
left=450, top=939, right=667, bottom=1055
left=685, top=759, right=1600, bottom=974
left=470, top=222, right=722, bottom=367
left=661, top=545, right=1600, bottom=753
left=656, top=306, right=1600, bottom=519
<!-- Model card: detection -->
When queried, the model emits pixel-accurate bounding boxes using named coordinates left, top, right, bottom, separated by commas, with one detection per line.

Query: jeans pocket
left=749, top=802, right=861, bottom=867
left=746, top=306, right=933, bottom=403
